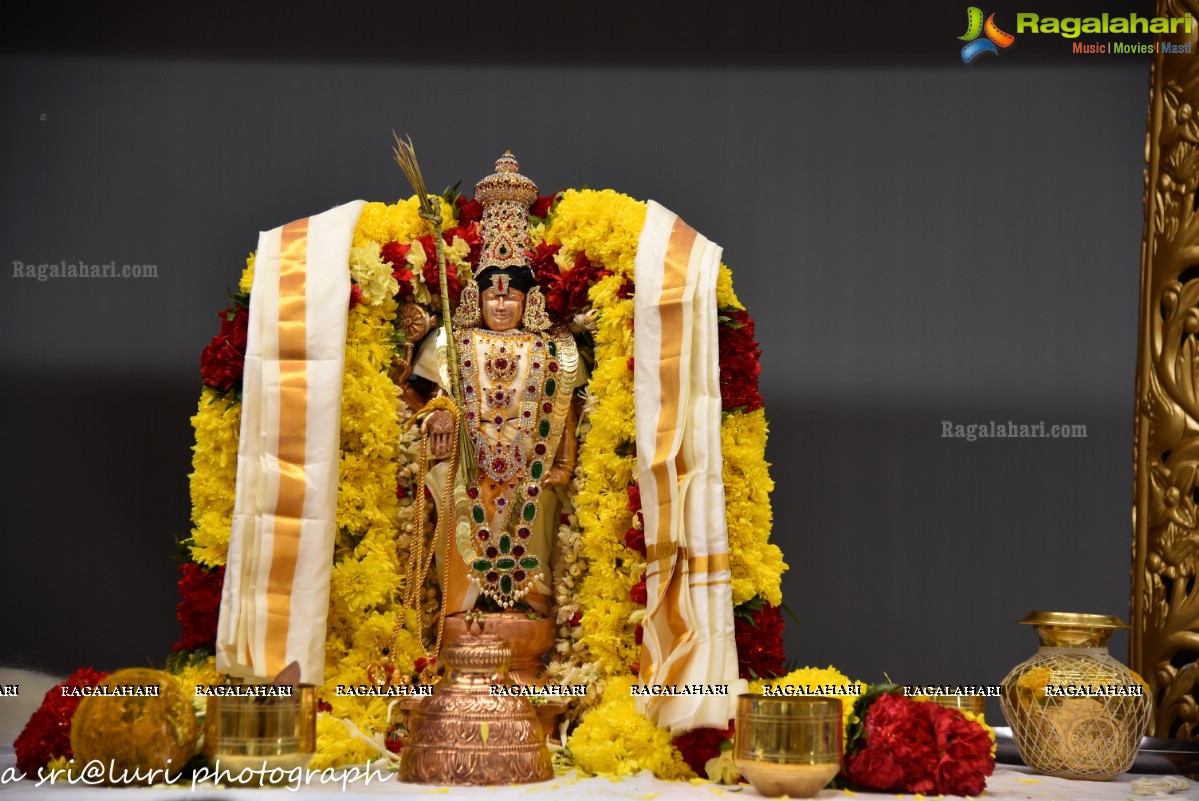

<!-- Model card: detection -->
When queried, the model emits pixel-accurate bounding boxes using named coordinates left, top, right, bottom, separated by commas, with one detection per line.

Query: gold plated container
left=734, top=694, right=841, bottom=798
left=999, top=612, right=1152, bottom=780
left=400, top=624, right=552, bottom=785
left=202, top=685, right=317, bottom=784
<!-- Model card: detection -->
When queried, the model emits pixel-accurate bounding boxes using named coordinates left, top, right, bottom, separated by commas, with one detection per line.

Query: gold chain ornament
left=368, top=396, right=460, bottom=688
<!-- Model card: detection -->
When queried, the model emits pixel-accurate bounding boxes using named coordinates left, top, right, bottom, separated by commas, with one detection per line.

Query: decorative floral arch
left=177, top=188, right=786, bottom=776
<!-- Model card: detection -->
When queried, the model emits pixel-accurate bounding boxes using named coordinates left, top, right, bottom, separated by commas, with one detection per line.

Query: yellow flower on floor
left=569, top=677, right=693, bottom=780
left=310, top=715, right=380, bottom=771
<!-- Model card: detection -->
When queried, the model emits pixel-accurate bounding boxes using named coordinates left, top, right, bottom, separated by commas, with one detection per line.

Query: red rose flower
left=415, top=234, right=437, bottom=265
left=416, top=232, right=462, bottom=304
left=634, top=624, right=643, bottom=645
left=630, top=574, right=648, bottom=606
left=530, top=246, right=611, bottom=318
left=931, top=706, right=995, bottom=796
left=530, top=192, right=559, bottom=219
left=380, top=240, right=409, bottom=266
left=14, top=667, right=110, bottom=776
left=845, top=693, right=993, bottom=796
left=673, top=723, right=734, bottom=777
left=846, top=740, right=906, bottom=790
left=627, top=484, right=642, bottom=513
left=555, top=254, right=610, bottom=316
left=718, top=310, right=763, bottom=412
left=379, top=241, right=416, bottom=297
left=624, top=527, right=646, bottom=556
left=530, top=242, right=562, bottom=282
left=393, top=267, right=415, bottom=298
left=174, top=563, right=225, bottom=653
left=426, top=261, right=462, bottom=305
left=348, top=283, right=363, bottom=309
left=734, top=602, right=786, bottom=679
left=455, top=197, right=483, bottom=228
left=199, top=304, right=249, bottom=393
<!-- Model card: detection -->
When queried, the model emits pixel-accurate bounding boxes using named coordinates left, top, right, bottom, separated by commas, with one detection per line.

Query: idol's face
left=481, top=287, right=525, bottom=332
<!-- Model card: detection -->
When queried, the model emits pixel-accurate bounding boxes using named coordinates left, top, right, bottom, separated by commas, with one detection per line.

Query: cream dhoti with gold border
left=634, top=200, right=747, bottom=731
left=216, top=200, right=366, bottom=685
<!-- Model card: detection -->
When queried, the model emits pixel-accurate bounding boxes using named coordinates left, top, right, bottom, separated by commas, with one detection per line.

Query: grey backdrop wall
left=0, top=44, right=1150, bottom=721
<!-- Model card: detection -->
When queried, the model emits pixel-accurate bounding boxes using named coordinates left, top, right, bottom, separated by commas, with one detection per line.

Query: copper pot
left=400, top=623, right=552, bottom=785
left=443, top=612, right=556, bottom=685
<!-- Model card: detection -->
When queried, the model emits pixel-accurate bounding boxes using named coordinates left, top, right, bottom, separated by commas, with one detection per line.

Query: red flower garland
left=199, top=304, right=249, bottom=393
left=530, top=193, right=560, bottom=219
left=846, top=693, right=994, bottom=796
left=630, top=573, right=648, bottom=606
left=174, top=563, right=225, bottom=653
left=380, top=224, right=478, bottom=305
left=623, top=527, right=646, bottom=556
left=627, top=484, right=641, bottom=513
left=455, top=196, right=483, bottom=228
left=14, top=667, right=110, bottom=776
left=530, top=243, right=612, bottom=319
left=717, top=310, right=763, bottom=412
left=734, top=603, right=786, bottom=680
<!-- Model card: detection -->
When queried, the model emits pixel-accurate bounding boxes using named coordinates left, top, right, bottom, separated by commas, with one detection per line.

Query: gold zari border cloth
left=633, top=200, right=747, bottom=731
left=216, top=201, right=366, bottom=684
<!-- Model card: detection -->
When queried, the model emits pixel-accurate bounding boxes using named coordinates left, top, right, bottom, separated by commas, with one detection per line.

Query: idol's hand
left=543, top=463, right=572, bottom=488
left=423, top=409, right=455, bottom=459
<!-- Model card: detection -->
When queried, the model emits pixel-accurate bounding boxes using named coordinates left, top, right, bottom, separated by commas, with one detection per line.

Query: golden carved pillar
left=1132, top=0, right=1199, bottom=741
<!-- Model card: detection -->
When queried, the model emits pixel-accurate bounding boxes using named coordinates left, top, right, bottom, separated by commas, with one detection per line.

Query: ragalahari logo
left=960, top=7, right=1016, bottom=62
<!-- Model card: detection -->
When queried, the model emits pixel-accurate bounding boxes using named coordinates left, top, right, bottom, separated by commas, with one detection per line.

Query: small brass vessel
left=734, top=694, right=841, bottom=798
left=202, top=685, right=317, bottom=784
left=400, top=620, right=552, bottom=785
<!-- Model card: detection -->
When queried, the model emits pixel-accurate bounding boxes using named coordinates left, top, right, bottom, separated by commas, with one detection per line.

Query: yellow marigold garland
left=722, top=409, right=784, bottom=606
left=184, top=204, right=430, bottom=768
left=188, top=390, right=240, bottom=569
left=543, top=190, right=784, bottom=778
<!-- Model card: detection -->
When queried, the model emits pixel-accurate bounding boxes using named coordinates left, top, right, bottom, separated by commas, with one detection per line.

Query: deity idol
left=409, top=153, right=581, bottom=617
